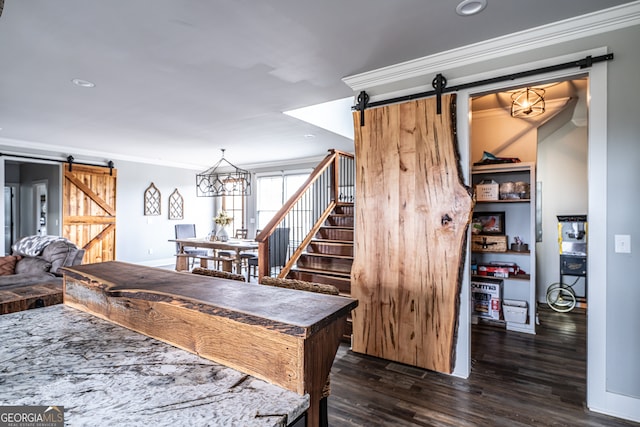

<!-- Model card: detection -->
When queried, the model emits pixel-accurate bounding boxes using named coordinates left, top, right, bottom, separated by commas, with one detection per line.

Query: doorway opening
left=34, top=181, right=48, bottom=236
left=2, top=160, right=61, bottom=253
left=3, top=184, right=18, bottom=255
left=468, top=75, right=589, bottom=396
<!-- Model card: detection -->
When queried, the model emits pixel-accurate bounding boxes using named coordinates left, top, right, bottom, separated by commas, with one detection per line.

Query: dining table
left=169, top=237, right=258, bottom=272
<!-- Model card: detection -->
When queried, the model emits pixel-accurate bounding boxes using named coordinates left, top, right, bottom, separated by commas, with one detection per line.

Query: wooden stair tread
left=310, top=239, right=353, bottom=245
left=291, top=267, right=351, bottom=278
left=288, top=202, right=354, bottom=311
left=302, top=252, right=353, bottom=260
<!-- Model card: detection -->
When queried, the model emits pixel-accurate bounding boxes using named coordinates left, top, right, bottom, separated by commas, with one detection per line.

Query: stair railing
left=256, top=149, right=355, bottom=279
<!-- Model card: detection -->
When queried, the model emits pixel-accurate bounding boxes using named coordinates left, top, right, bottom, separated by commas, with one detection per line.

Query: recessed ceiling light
left=72, top=78, right=96, bottom=88
left=456, top=0, right=487, bottom=16
left=304, top=133, right=315, bottom=139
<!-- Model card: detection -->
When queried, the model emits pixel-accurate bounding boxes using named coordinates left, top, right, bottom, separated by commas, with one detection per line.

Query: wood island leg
left=303, top=315, right=347, bottom=427
left=175, top=255, right=189, bottom=271
left=306, top=398, right=320, bottom=427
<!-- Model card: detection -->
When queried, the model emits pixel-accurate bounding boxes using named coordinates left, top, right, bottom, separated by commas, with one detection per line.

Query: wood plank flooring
left=328, top=306, right=639, bottom=427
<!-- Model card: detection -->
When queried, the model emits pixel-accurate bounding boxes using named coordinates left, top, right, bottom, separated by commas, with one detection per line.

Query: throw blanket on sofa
left=12, top=235, right=69, bottom=257
left=9, top=235, right=84, bottom=277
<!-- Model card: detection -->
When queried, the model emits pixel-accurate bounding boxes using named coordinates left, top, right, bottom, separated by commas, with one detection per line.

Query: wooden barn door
left=62, top=163, right=117, bottom=264
left=351, top=95, right=473, bottom=374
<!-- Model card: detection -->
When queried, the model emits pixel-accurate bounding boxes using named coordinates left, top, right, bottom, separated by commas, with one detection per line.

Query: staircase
left=287, top=203, right=354, bottom=337
left=255, top=150, right=355, bottom=336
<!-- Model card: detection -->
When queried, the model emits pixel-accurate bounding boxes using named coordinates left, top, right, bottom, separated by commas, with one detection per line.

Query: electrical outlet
left=614, top=234, right=631, bottom=253
left=148, top=248, right=153, bottom=255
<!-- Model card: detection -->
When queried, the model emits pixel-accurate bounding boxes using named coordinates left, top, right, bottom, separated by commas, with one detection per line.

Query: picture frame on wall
left=472, top=211, right=505, bottom=235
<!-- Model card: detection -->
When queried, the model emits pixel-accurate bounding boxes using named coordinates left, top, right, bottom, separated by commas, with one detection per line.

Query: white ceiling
left=0, top=1, right=632, bottom=170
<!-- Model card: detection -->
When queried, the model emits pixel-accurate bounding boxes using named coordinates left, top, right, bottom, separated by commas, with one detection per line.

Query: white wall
left=536, top=117, right=588, bottom=302
left=115, top=160, right=214, bottom=266
left=601, top=25, right=640, bottom=402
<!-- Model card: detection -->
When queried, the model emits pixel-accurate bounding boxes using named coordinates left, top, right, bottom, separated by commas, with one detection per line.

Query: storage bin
left=503, top=299, right=527, bottom=324
left=471, top=235, right=507, bottom=252
left=476, top=180, right=499, bottom=201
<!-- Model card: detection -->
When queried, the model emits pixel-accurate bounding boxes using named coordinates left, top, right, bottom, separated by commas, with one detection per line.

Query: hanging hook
left=432, top=74, right=447, bottom=115
left=357, top=91, right=369, bottom=127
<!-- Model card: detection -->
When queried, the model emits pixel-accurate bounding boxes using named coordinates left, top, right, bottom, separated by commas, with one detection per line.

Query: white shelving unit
left=471, top=162, right=536, bottom=334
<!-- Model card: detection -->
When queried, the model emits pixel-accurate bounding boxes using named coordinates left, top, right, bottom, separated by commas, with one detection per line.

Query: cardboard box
left=471, top=279, right=502, bottom=320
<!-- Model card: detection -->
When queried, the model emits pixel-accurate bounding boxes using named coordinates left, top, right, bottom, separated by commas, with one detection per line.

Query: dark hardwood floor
left=328, top=306, right=639, bottom=427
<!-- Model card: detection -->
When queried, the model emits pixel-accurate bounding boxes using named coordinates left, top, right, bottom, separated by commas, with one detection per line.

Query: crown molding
left=0, top=136, right=337, bottom=172
left=343, top=1, right=640, bottom=91
left=0, top=136, right=209, bottom=171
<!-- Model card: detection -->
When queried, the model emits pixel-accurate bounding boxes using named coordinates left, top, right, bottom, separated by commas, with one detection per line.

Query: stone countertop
left=0, top=305, right=308, bottom=426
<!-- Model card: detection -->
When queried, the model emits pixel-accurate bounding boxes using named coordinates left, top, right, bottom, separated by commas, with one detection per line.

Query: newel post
left=331, top=150, right=339, bottom=203
left=257, top=239, right=270, bottom=281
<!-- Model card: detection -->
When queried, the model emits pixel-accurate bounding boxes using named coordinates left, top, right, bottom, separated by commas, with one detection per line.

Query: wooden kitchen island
left=61, top=261, right=357, bottom=427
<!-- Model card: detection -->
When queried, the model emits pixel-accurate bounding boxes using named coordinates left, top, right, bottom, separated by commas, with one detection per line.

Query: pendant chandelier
left=196, top=149, right=251, bottom=197
left=511, top=87, right=545, bottom=118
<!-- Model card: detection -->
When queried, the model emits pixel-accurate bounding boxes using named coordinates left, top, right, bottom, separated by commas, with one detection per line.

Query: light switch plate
left=614, top=234, right=631, bottom=253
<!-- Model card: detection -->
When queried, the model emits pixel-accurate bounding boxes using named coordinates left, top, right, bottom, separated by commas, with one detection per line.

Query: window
left=256, top=172, right=309, bottom=229
left=221, top=181, right=245, bottom=236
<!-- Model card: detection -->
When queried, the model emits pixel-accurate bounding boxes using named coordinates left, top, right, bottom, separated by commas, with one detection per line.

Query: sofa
left=0, top=235, right=85, bottom=314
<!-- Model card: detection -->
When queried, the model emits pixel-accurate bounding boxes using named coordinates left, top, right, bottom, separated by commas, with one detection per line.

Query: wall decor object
left=472, top=211, right=506, bottom=235
left=144, top=182, right=161, bottom=216
left=168, top=189, right=184, bottom=220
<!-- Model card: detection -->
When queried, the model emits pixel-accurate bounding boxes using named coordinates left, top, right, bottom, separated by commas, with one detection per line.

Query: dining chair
left=247, top=227, right=290, bottom=282
left=234, top=229, right=248, bottom=239
left=235, top=228, right=257, bottom=274
left=175, top=224, right=208, bottom=269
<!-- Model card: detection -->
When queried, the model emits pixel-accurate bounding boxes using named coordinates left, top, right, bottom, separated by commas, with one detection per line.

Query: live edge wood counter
left=61, top=261, right=357, bottom=427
